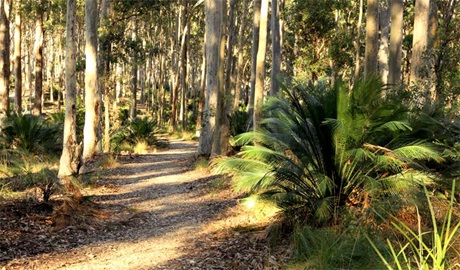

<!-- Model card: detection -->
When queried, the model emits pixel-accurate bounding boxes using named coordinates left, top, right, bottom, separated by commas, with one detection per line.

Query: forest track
left=1, top=139, right=285, bottom=270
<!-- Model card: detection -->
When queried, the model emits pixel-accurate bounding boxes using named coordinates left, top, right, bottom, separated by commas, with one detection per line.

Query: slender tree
left=364, top=0, right=379, bottom=78
left=270, top=0, right=281, bottom=96
left=354, top=0, right=364, bottom=79
left=198, top=0, right=222, bottom=156
left=378, top=0, right=390, bottom=84
left=82, top=0, right=101, bottom=168
left=58, top=0, right=79, bottom=179
left=247, top=0, right=261, bottom=128
left=0, top=0, right=11, bottom=122
left=32, top=5, right=44, bottom=116
left=388, top=0, right=403, bottom=85
left=233, top=0, right=249, bottom=111
left=253, top=0, right=269, bottom=130
left=13, top=0, right=21, bottom=114
left=410, top=0, right=431, bottom=105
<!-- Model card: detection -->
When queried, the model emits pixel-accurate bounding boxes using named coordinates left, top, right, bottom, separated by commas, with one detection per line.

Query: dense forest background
left=1, top=0, right=460, bottom=268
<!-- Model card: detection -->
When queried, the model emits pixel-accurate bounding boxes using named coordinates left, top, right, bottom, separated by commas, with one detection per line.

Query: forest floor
left=0, top=138, right=288, bottom=269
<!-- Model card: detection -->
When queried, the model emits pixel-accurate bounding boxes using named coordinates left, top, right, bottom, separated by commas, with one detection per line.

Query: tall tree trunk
left=129, top=22, right=138, bottom=119
left=233, top=0, right=249, bottom=111
left=364, top=0, right=379, bottom=78
left=99, top=0, right=110, bottom=152
left=428, top=1, right=437, bottom=102
left=0, top=0, right=10, bottom=123
left=388, top=0, right=403, bottom=85
left=253, top=0, right=268, bottom=130
left=13, top=0, right=21, bottom=114
left=33, top=7, right=44, bottom=116
left=196, top=38, right=206, bottom=136
left=212, top=0, right=229, bottom=156
left=410, top=0, right=431, bottom=106
left=270, top=0, right=281, bottom=96
left=58, top=0, right=79, bottom=179
left=82, top=0, right=101, bottom=166
left=378, top=0, right=390, bottom=84
left=179, top=1, right=188, bottom=131
left=198, top=0, right=222, bottom=156
left=247, top=0, right=261, bottom=129
left=354, top=0, right=364, bottom=79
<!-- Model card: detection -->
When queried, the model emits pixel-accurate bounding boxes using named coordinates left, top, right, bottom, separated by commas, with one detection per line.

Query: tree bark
left=270, top=0, right=281, bottom=96
left=364, top=0, right=379, bottom=78
left=196, top=36, right=206, bottom=136
left=378, top=0, right=390, bottom=84
left=13, top=0, right=21, bottom=114
left=33, top=7, right=44, bottom=116
left=388, top=0, right=403, bottom=85
left=99, top=0, right=110, bottom=152
left=253, top=0, right=268, bottom=130
left=198, top=0, right=222, bottom=156
left=354, top=0, right=364, bottom=79
left=58, top=0, right=79, bottom=179
left=0, top=0, right=10, bottom=122
left=129, top=22, right=138, bottom=119
left=233, top=0, right=249, bottom=111
left=247, top=0, right=261, bottom=129
left=410, top=0, right=431, bottom=105
left=82, top=0, right=101, bottom=165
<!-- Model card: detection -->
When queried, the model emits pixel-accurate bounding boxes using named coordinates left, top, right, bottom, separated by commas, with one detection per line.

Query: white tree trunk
left=253, top=0, right=269, bottom=130
left=58, top=0, right=79, bottom=179
left=364, top=0, right=379, bottom=78
left=82, top=0, right=101, bottom=165
left=198, top=0, right=222, bottom=156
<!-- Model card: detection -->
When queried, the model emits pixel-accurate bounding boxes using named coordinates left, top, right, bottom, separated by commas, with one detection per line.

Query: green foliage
left=0, top=113, right=62, bottom=154
left=228, top=109, right=249, bottom=137
left=215, top=78, right=441, bottom=226
left=290, top=226, right=386, bottom=270
left=367, top=182, right=460, bottom=270
left=110, top=116, right=158, bottom=152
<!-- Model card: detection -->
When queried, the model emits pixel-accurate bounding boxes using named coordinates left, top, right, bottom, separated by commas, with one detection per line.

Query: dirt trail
left=2, top=139, right=282, bottom=269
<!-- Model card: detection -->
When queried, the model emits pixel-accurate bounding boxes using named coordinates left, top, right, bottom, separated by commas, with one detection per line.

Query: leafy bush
left=0, top=113, right=62, bottom=154
left=215, top=78, right=441, bottom=226
left=228, top=109, right=249, bottom=137
left=110, top=116, right=160, bottom=152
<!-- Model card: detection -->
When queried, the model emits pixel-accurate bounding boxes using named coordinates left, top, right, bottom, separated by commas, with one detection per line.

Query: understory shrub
left=0, top=113, right=62, bottom=154
left=214, top=78, right=442, bottom=227
left=110, top=116, right=162, bottom=152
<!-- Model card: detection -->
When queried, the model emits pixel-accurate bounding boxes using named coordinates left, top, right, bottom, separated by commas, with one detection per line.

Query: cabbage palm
left=215, top=78, right=442, bottom=226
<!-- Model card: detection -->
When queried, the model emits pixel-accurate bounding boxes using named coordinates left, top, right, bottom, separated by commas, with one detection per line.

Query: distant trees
left=0, top=0, right=455, bottom=171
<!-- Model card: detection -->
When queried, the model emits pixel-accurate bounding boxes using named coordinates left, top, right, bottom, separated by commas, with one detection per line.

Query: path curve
left=6, top=139, right=237, bottom=269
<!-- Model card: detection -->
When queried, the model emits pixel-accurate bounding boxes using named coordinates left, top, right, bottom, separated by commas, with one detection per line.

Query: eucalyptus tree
left=0, top=0, right=11, bottom=124
left=13, top=0, right=21, bottom=114
left=270, top=0, right=281, bottom=96
left=364, top=0, right=379, bottom=78
left=81, top=0, right=102, bottom=169
left=32, top=1, right=45, bottom=116
left=58, top=0, right=78, bottom=178
left=410, top=0, right=431, bottom=105
left=253, top=0, right=269, bottom=131
left=388, top=0, right=403, bottom=85
left=198, top=0, right=222, bottom=156
left=378, top=0, right=390, bottom=84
